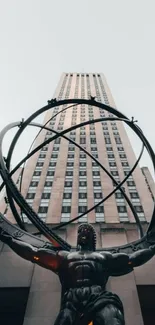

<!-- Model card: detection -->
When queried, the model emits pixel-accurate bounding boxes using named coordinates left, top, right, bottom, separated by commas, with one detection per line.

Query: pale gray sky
left=0, top=0, right=155, bottom=176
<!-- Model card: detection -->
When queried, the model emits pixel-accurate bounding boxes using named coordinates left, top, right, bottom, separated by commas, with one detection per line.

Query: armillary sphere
left=0, top=98, right=155, bottom=276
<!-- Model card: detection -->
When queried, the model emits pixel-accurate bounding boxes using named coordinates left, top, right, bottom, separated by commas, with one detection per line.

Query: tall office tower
left=18, top=72, right=153, bottom=226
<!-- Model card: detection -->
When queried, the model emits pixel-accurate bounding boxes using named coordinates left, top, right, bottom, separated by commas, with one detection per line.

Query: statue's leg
left=94, top=304, right=125, bottom=325
left=54, top=308, right=75, bottom=325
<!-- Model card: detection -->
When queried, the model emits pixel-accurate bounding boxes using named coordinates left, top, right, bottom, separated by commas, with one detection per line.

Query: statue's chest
left=66, top=251, right=107, bottom=268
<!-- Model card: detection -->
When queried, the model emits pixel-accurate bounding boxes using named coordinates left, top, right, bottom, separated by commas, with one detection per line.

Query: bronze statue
left=1, top=223, right=155, bottom=325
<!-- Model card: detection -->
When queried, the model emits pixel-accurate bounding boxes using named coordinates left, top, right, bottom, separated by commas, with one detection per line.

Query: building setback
left=0, top=73, right=155, bottom=325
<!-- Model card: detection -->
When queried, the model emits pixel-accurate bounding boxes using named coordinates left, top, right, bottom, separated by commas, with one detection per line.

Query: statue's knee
left=95, top=305, right=124, bottom=325
left=54, top=308, right=74, bottom=325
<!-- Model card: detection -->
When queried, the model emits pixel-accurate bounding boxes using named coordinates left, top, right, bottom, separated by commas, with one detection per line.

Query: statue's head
left=77, top=223, right=96, bottom=251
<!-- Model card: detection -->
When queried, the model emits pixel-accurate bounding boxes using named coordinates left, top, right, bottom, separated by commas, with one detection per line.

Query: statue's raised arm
left=1, top=231, right=65, bottom=273
left=102, top=245, right=155, bottom=276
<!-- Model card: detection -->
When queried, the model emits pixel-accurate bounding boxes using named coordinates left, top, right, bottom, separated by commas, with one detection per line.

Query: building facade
left=141, top=167, right=155, bottom=202
left=0, top=73, right=155, bottom=325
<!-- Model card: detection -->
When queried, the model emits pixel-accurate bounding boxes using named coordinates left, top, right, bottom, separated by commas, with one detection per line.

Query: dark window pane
left=33, top=171, right=41, bottom=176
left=41, top=193, right=51, bottom=199
left=47, top=171, right=55, bottom=176
left=30, top=181, right=38, bottom=187
left=38, top=206, right=48, bottom=213
left=44, top=181, right=52, bottom=187
left=95, top=206, right=104, bottom=213
left=26, top=193, right=35, bottom=199
left=78, top=206, right=87, bottom=213
left=63, top=193, right=72, bottom=199
left=62, top=206, right=71, bottom=213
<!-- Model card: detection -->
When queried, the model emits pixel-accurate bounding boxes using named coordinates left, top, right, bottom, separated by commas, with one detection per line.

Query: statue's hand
left=150, top=244, right=155, bottom=254
left=0, top=230, right=12, bottom=244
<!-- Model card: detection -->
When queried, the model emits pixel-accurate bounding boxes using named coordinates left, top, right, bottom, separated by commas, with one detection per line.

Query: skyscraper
left=19, top=73, right=153, bottom=226
left=0, top=73, right=155, bottom=325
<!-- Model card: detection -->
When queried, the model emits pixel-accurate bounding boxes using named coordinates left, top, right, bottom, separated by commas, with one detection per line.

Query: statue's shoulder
left=99, top=250, right=113, bottom=259
left=58, top=250, right=70, bottom=259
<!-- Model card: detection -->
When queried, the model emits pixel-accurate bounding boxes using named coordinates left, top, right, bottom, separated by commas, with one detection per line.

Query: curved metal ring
left=0, top=98, right=154, bottom=254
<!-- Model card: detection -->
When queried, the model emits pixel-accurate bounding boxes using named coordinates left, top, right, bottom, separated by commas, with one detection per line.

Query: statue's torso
left=58, top=250, right=109, bottom=290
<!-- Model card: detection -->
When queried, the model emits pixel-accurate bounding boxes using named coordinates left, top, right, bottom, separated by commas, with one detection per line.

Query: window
left=38, top=206, right=48, bottom=213
left=108, top=154, right=115, bottom=158
left=53, top=147, right=59, bottom=151
left=113, top=131, right=119, bottom=135
left=79, top=193, right=87, bottom=199
left=90, top=131, right=95, bottom=135
left=80, top=153, right=86, bottom=159
left=30, top=181, right=38, bottom=187
left=62, top=206, right=71, bottom=213
left=79, top=181, right=87, bottom=187
left=115, top=192, right=124, bottom=199
left=122, top=162, right=129, bottom=166
left=80, top=162, right=86, bottom=167
left=54, top=138, right=61, bottom=144
left=36, top=162, right=44, bottom=167
left=63, top=193, right=72, bottom=199
left=90, top=138, right=96, bottom=144
left=68, top=147, right=75, bottom=151
left=80, top=138, right=86, bottom=144
left=92, top=161, right=98, bottom=167
left=109, top=162, right=116, bottom=167
left=79, top=171, right=87, bottom=176
left=51, top=154, right=58, bottom=158
left=66, top=171, right=73, bottom=176
left=44, top=181, right=52, bottom=187
left=117, top=147, right=124, bottom=151
left=124, top=171, right=130, bottom=176
left=134, top=205, right=144, bottom=212
left=39, top=153, right=46, bottom=158
left=78, top=206, right=87, bottom=213
left=105, top=138, right=111, bottom=144
left=115, top=137, right=122, bottom=144
left=67, top=162, right=74, bottom=167
left=106, top=147, right=113, bottom=151
left=26, top=193, right=35, bottom=199
left=130, top=192, right=139, bottom=198
left=49, top=162, right=56, bottom=166
left=33, top=171, right=41, bottom=176
left=47, top=171, right=54, bottom=176
left=41, top=193, right=51, bottom=199
left=91, top=147, right=97, bottom=151
left=93, top=181, right=101, bottom=187
left=41, top=146, right=48, bottom=151
left=111, top=171, right=119, bottom=176
left=94, top=192, right=102, bottom=199
left=92, top=153, right=98, bottom=158
left=93, top=171, right=100, bottom=176
left=119, top=154, right=126, bottom=158
left=117, top=206, right=127, bottom=213
left=95, top=206, right=104, bottom=213
left=64, top=181, right=72, bottom=187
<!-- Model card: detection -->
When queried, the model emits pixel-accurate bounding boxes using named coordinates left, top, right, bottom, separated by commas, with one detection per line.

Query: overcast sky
left=0, top=0, right=155, bottom=177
